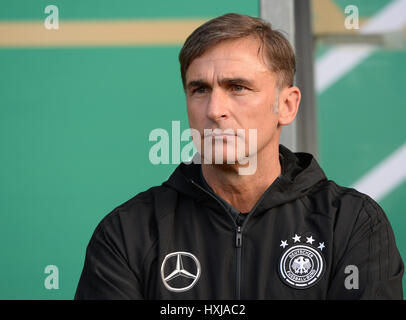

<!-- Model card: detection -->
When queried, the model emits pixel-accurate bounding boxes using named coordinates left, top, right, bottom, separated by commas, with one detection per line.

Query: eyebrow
left=186, top=80, right=208, bottom=90
left=186, top=77, right=254, bottom=90
left=220, top=77, right=254, bottom=87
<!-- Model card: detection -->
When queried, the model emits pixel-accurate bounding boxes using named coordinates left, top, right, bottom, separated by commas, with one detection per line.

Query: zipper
left=190, top=179, right=248, bottom=300
left=189, top=175, right=283, bottom=299
left=236, top=225, right=243, bottom=247
left=235, top=225, right=243, bottom=299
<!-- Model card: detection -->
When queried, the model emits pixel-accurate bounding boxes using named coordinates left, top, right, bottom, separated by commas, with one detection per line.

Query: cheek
left=240, top=96, right=275, bottom=127
left=186, top=103, right=205, bottom=130
left=242, top=104, right=278, bottom=142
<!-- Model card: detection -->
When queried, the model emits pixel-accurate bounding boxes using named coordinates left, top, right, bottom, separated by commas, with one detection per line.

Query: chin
left=201, top=145, right=248, bottom=165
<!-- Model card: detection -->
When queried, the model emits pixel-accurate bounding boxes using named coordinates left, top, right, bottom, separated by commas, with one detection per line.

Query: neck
left=201, top=143, right=281, bottom=213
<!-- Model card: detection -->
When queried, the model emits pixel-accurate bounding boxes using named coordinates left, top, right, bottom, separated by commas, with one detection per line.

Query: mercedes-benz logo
left=160, top=251, right=201, bottom=292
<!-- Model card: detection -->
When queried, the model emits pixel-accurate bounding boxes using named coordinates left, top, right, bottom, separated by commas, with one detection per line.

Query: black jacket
left=75, top=145, right=404, bottom=299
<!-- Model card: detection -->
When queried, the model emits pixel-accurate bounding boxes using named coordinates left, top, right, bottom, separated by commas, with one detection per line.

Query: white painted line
left=315, top=44, right=374, bottom=93
left=360, top=0, right=406, bottom=33
left=352, top=142, right=406, bottom=201
left=315, top=0, right=406, bottom=93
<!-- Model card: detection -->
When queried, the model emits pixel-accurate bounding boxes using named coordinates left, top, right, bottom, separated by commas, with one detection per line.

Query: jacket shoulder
left=89, top=185, right=176, bottom=251
left=302, top=179, right=381, bottom=219
left=83, top=185, right=178, bottom=272
left=98, top=184, right=176, bottom=229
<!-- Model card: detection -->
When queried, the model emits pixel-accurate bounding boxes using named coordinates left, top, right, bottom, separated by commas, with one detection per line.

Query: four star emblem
left=282, top=234, right=326, bottom=251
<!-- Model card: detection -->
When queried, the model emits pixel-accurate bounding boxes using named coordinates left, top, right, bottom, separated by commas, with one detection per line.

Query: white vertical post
left=260, top=0, right=317, bottom=157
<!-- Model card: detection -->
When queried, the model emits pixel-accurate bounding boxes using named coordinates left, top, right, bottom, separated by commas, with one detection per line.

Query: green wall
left=0, top=0, right=404, bottom=299
left=0, top=0, right=258, bottom=299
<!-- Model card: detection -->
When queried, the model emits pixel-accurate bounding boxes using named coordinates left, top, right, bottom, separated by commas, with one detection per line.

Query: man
left=75, top=13, right=404, bottom=299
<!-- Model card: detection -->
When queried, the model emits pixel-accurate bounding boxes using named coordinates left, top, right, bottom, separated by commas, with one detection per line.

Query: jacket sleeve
left=327, top=197, right=404, bottom=299
left=74, top=215, right=144, bottom=300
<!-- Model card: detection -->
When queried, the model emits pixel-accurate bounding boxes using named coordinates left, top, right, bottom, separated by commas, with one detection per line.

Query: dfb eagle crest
left=292, top=256, right=311, bottom=274
left=278, top=234, right=326, bottom=289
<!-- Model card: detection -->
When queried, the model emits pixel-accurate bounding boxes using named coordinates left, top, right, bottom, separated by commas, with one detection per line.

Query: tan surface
left=0, top=19, right=208, bottom=47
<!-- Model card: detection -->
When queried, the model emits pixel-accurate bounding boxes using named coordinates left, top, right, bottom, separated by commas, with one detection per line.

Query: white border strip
left=352, top=143, right=406, bottom=201
left=315, top=44, right=374, bottom=93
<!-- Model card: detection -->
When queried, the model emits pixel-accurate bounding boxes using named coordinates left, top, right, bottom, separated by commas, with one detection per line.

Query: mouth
left=203, top=129, right=240, bottom=138
left=210, top=133, right=237, bottom=138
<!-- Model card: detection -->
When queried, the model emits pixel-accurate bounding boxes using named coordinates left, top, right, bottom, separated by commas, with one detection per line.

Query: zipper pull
left=236, top=226, right=243, bottom=248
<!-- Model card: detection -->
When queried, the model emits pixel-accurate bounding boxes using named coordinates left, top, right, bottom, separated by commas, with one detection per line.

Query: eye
left=192, top=87, right=208, bottom=94
left=231, top=85, right=247, bottom=92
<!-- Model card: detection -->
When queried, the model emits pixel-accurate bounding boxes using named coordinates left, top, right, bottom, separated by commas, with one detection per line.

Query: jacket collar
left=163, top=144, right=327, bottom=214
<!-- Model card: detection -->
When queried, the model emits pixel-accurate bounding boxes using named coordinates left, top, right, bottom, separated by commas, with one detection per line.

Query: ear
left=278, top=86, right=301, bottom=126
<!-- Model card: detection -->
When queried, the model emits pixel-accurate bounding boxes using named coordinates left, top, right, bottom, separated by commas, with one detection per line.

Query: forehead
left=186, top=37, right=272, bottom=80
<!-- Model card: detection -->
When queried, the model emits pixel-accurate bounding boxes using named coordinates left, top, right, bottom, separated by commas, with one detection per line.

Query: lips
left=203, top=129, right=239, bottom=138
left=210, top=133, right=236, bottom=137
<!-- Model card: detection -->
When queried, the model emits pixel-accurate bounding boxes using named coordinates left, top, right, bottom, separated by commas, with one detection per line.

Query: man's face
left=185, top=36, right=281, bottom=165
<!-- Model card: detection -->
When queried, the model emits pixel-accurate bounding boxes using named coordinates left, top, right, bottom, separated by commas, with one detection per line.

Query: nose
left=206, top=88, right=228, bottom=122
